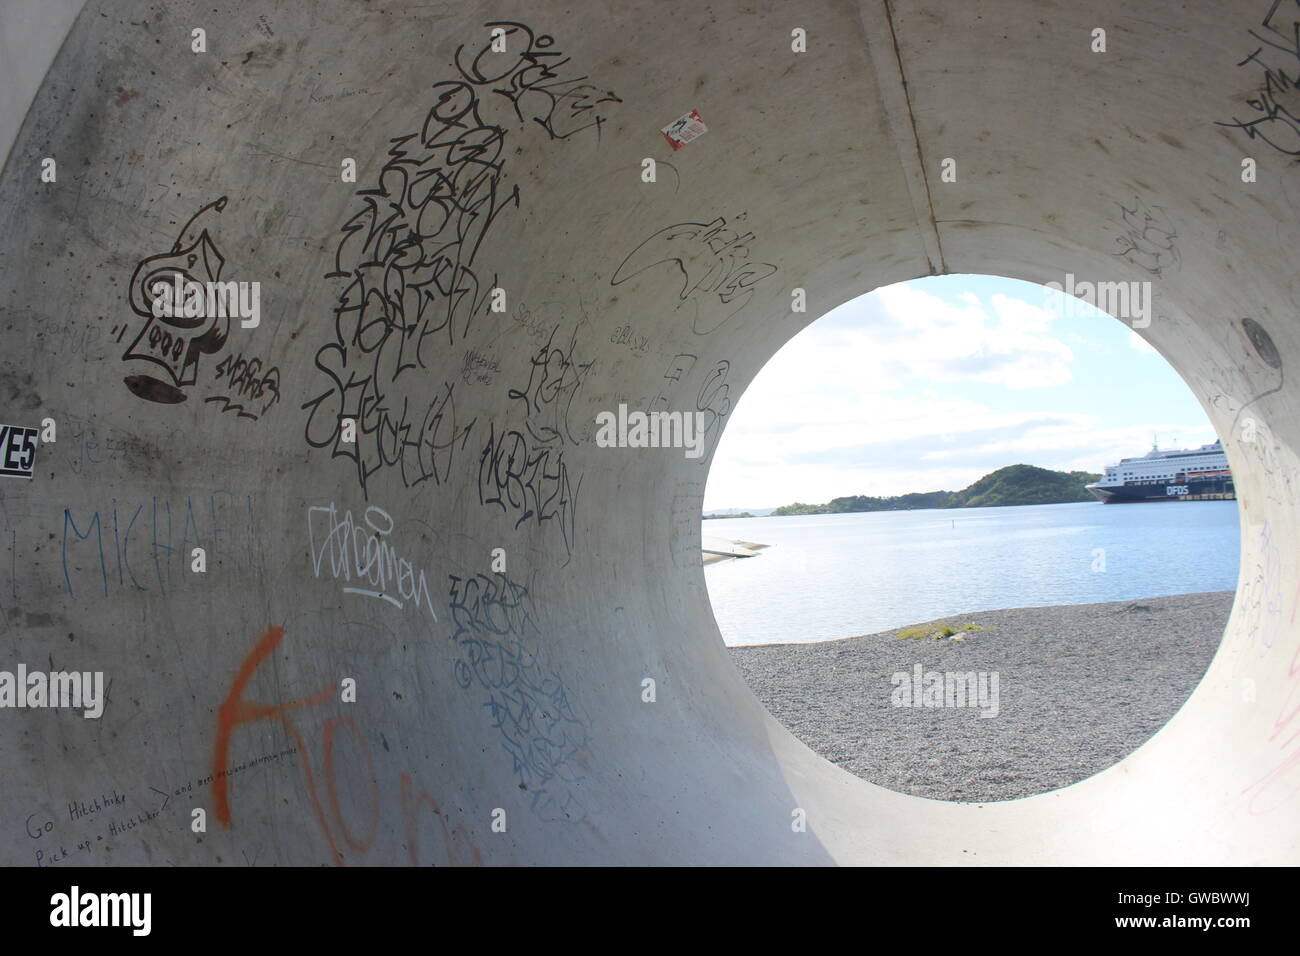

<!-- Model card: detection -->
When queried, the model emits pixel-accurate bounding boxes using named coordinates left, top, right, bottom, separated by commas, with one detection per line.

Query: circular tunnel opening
left=2, top=0, right=1296, bottom=869
left=703, top=274, right=1239, bottom=803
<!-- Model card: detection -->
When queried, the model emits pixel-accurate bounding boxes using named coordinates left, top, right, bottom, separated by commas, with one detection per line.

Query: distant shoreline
left=704, top=463, right=1105, bottom=517
left=770, top=463, right=1100, bottom=515
left=705, top=497, right=1240, bottom=520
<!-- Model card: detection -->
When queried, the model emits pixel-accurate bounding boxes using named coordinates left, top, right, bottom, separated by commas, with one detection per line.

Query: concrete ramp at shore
left=701, top=537, right=762, bottom=558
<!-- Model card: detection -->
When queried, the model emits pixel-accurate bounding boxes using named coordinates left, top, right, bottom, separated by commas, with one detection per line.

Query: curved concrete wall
left=1, top=0, right=1296, bottom=865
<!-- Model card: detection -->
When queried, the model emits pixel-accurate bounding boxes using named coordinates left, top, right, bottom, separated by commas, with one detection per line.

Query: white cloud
left=869, top=283, right=1075, bottom=389
left=706, top=416, right=1218, bottom=508
left=700, top=279, right=1211, bottom=510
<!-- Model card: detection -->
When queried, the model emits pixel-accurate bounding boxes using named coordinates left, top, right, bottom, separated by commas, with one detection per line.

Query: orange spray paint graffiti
left=212, top=625, right=342, bottom=862
left=400, top=772, right=485, bottom=866
left=324, top=715, right=380, bottom=854
left=214, top=625, right=483, bottom=865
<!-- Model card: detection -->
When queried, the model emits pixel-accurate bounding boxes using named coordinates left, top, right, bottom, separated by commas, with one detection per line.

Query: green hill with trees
left=770, top=464, right=1100, bottom=516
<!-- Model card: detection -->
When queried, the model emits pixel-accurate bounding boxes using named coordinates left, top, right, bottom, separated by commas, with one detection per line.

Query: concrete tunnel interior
left=0, top=0, right=1297, bottom=866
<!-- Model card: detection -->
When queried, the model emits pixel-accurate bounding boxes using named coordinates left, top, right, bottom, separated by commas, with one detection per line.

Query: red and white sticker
left=661, top=109, right=707, bottom=150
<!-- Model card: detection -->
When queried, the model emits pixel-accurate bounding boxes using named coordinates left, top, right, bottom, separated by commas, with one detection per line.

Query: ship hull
left=1087, top=476, right=1235, bottom=503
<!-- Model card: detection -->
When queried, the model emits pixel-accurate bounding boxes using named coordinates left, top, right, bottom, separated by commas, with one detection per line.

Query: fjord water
left=705, top=501, right=1240, bottom=646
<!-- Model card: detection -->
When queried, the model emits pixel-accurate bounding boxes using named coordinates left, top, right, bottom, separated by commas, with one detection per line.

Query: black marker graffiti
left=611, top=213, right=778, bottom=335
left=1112, top=198, right=1181, bottom=276
left=1215, top=0, right=1300, bottom=157
left=507, top=323, right=594, bottom=447
left=695, top=360, right=732, bottom=463
left=483, top=314, right=592, bottom=554
left=1202, top=318, right=1288, bottom=510
left=205, top=351, right=281, bottom=421
left=510, top=300, right=552, bottom=342
left=303, top=22, right=619, bottom=496
left=122, top=198, right=231, bottom=404
left=119, top=197, right=278, bottom=419
left=1243, top=316, right=1284, bottom=371
left=461, top=348, right=501, bottom=386
left=477, top=423, right=580, bottom=559
left=454, top=22, right=622, bottom=142
left=609, top=324, right=650, bottom=355
left=1230, top=317, right=1287, bottom=434
left=651, top=352, right=698, bottom=411
left=447, top=571, right=590, bottom=823
left=306, top=367, right=475, bottom=497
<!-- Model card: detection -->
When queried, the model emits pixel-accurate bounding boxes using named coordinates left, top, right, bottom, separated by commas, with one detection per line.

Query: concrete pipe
left=0, top=0, right=1296, bottom=866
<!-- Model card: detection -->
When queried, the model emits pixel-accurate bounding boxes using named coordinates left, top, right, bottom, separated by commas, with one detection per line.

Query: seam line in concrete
left=857, top=0, right=946, bottom=275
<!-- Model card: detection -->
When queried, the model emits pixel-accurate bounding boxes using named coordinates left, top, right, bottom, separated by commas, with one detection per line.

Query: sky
left=702, top=274, right=1218, bottom=512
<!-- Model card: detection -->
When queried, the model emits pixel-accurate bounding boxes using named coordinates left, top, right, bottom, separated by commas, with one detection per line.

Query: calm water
left=704, top=501, right=1240, bottom=646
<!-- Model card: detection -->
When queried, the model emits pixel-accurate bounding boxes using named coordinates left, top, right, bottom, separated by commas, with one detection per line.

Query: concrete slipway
left=0, top=0, right=1296, bottom=866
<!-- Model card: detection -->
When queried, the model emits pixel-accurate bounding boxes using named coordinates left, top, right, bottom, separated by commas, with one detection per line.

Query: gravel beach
left=729, top=590, right=1233, bottom=803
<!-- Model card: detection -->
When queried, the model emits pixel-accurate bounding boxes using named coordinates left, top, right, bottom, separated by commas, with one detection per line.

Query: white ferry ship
left=1085, top=439, right=1233, bottom=503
